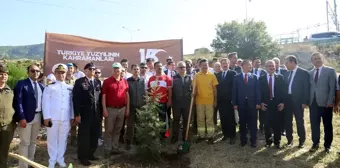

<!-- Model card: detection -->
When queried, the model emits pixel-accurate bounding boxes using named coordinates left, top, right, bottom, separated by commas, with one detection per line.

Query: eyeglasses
left=95, top=72, right=101, bottom=74
left=141, top=67, right=147, bottom=69
left=88, top=68, right=96, bottom=71
left=30, top=70, right=41, bottom=73
left=133, top=69, right=140, bottom=71
left=178, top=67, right=186, bottom=69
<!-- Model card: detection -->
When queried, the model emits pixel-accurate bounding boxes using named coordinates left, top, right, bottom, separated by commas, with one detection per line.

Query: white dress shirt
left=42, top=81, right=74, bottom=121
left=253, top=68, right=261, bottom=79
left=29, top=78, right=42, bottom=112
left=167, top=70, right=175, bottom=78
left=267, top=74, right=275, bottom=97
left=288, top=67, right=298, bottom=94
left=222, top=70, right=228, bottom=78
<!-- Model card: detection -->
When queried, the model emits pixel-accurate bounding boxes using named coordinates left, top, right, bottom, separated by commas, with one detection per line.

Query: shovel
left=177, top=78, right=196, bottom=154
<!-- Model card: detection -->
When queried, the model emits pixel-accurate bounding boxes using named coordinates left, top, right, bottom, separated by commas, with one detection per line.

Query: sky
left=0, top=0, right=336, bottom=54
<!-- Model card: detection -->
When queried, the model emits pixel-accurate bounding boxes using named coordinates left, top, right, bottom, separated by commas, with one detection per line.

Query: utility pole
left=122, top=26, right=140, bottom=42
left=327, top=0, right=330, bottom=31
left=334, top=0, right=339, bottom=31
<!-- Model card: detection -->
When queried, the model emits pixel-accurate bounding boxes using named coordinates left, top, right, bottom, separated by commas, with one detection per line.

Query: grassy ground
left=8, top=110, right=340, bottom=168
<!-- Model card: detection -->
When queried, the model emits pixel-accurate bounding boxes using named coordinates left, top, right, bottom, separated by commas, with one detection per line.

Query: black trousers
left=120, top=117, right=126, bottom=141
left=218, top=99, right=236, bottom=138
left=280, top=110, right=286, bottom=134
left=285, top=95, right=306, bottom=144
left=310, top=98, right=333, bottom=148
left=239, top=100, right=258, bottom=145
left=77, top=116, right=100, bottom=160
left=264, top=100, right=281, bottom=145
left=172, top=106, right=189, bottom=141
left=158, top=103, right=168, bottom=138
left=259, top=109, right=266, bottom=132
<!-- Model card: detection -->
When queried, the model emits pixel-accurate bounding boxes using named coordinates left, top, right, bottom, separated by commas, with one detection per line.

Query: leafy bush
left=7, top=62, right=27, bottom=89
left=135, top=93, right=165, bottom=161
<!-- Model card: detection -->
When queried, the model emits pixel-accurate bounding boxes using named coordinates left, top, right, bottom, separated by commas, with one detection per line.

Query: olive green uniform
left=0, top=85, right=16, bottom=168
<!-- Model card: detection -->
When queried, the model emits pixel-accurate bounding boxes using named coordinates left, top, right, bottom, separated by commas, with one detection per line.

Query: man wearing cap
left=72, top=63, right=85, bottom=79
left=102, top=62, right=130, bottom=155
left=0, top=64, right=16, bottom=168
left=72, top=62, right=102, bottom=166
left=14, top=64, right=45, bottom=168
left=42, top=64, right=74, bottom=168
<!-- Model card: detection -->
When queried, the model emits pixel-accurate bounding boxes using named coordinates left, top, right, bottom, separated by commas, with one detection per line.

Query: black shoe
left=229, top=138, right=236, bottom=145
left=125, top=144, right=132, bottom=150
left=171, top=137, right=178, bottom=144
left=275, top=144, right=282, bottom=149
left=79, top=159, right=91, bottom=166
left=89, top=155, right=99, bottom=161
left=286, top=141, right=293, bottom=147
left=221, top=137, right=228, bottom=141
left=325, top=148, right=332, bottom=154
left=281, top=132, right=286, bottom=136
left=265, top=142, right=272, bottom=147
left=251, top=144, right=257, bottom=148
left=240, top=143, right=247, bottom=147
left=309, top=144, right=319, bottom=152
left=110, top=149, right=123, bottom=155
left=298, top=143, right=304, bottom=148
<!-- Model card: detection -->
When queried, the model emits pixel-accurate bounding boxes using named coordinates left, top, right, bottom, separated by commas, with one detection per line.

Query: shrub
left=135, top=93, right=166, bottom=161
left=7, top=62, right=27, bottom=89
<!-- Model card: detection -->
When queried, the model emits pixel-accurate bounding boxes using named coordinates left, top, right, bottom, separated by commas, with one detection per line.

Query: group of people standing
left=0, top=51, right=340, bottom=168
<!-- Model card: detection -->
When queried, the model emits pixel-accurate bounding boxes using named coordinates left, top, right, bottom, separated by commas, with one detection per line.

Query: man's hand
left=261, top=103, right=267, bottom=111
left=213, top=100, right=217, bottom=108
left=75, top=116, right=81, bottom=123
left=256, top=105, right=261, bottom=110
left=334, top=104, right=339, bottom=113
left=278, top=103, right=284, bottom=111
left=167, top=100, right=172, bottom=108
left=103, top=109, right=109, bottom=118
left=233, top=105, right=238, bottom=110
left=70, top=119, right=75, bottom=126
left=44, top=119, right=51, bottom=127
left=125, top=108, right=130, bottom=117
left=19, top=119, right=27, bottom=128
left=326, top=104, right=333, bottom=108
left=302, top=104, right=308, bottom=109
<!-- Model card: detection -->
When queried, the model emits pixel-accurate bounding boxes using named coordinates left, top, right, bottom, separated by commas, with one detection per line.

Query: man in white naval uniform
left=42, top=64, right=74, bottom=168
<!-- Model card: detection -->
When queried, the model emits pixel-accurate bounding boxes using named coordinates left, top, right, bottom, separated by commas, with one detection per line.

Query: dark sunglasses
left=141, top=67, right=147, bottom=69
left=30, top=70, right=41, bottom=73
left=95, top=72, right=101, bottom=74
left=88, top=68, right=96, bottom=71
left=178, top=67, right=186, bottom=69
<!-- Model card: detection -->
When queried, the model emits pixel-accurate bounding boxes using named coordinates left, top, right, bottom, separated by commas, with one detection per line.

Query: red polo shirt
left=147, top=75, right=172, bottom=103
left=102, top=76, right=129, bottom=107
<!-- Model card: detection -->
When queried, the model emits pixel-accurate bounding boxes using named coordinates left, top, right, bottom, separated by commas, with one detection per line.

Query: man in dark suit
left=13, top=64, right=45, bottom=168
left=228, top=52, right=242, bottom=74
left=272, top=57, right=288, bottom=136
left=259, top=60, right=285, bottom=149
left=308, top=52, right=336, bottom=153
left=171, top=61, right=192, bottom=144
left=164, top=60, right=177, bottom=127
left=232, top=60, right=261, bottom=148
left=251, top=57, right=267, bottom=134
left=217, top=58, right=237, bottom=144
left=284, top=55, right=309, bottom=148
left=73, top=62, right=102, bottom=166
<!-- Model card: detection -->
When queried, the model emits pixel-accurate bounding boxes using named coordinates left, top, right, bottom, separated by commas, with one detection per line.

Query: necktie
left=314, top=69, right=319, bottom=84
left=255, top=69, right=258, bottom=75
left=90, top=80, right=94, bottom=87
left=276, top=69, right=279, bottom=74
left=244, top=73, right=248, bottom=84
left=33, top=82, right=38, bottom=108
left=269, top=75, right=273, bottom=99
left=288, top=71, right=293, bottom=84
left=223, top=71, right=226, bottom=78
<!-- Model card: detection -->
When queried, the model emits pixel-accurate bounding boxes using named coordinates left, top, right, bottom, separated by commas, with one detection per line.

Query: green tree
left=7, top=62, right=27, bottom=89
left=194, top=47, right=210, bottom=55
left=211, top=19, right=280, bottom=60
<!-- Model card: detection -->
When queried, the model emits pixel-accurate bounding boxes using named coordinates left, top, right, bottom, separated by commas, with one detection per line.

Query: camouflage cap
left=0, top=64, right=8, bottom=73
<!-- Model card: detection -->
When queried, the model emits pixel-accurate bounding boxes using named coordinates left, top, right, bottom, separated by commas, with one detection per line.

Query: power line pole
left=122, top=26, right=140, bottom=42
left=334, top=0, right=339, bottom=31
left=327, top=0, right=330, bottom=31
